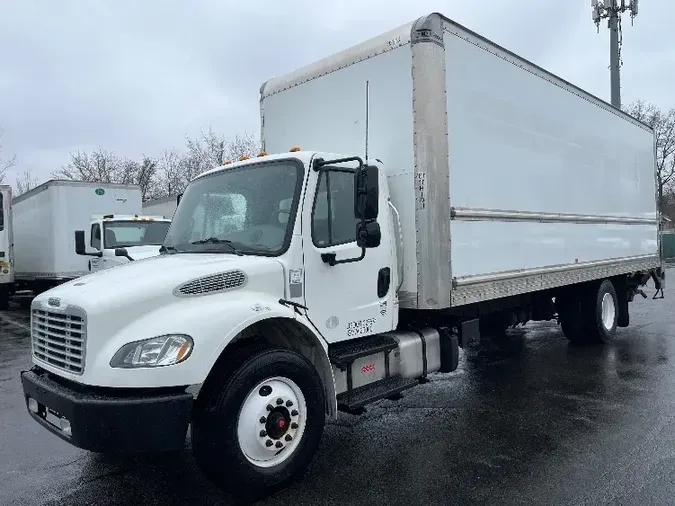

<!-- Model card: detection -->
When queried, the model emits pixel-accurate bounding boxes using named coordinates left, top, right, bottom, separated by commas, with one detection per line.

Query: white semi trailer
left=21, top=13, right=664, bottom=499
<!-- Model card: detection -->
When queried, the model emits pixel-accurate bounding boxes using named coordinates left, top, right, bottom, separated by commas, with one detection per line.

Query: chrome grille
left=174, top=270, right=247, bottom=297
left=32, top=308, right=86, bottom=375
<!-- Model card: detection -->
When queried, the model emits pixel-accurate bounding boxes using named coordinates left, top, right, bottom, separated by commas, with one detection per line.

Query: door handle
left=377, top=267, right=391, bottom=298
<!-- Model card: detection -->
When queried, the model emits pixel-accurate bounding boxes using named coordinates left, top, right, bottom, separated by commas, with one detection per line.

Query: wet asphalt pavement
left=2, top=271, right=675, bottom=506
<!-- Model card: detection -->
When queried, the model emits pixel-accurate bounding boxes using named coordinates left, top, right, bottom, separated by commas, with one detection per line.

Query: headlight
left=110, top=334, right=193, bottom=368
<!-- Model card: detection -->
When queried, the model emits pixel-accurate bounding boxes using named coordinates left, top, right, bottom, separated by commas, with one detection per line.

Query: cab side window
left=312, top=170, right=358, bottom=247
left=91, top=223, right=101, bottom=250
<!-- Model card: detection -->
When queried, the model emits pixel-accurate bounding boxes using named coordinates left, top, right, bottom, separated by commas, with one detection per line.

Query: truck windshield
left=162, top=159, right=303, bottom=255
left=103, top=221, right=171, bottom=248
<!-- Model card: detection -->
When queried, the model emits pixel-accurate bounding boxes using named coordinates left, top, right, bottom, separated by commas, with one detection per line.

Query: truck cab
left=75, top=214, right=172, bottom=272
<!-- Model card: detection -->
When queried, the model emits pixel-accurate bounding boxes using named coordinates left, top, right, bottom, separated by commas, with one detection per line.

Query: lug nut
left=286, top=400, right=293, bottom=407
left=275, top=441, right=283, bottom=448
left=260, top=416, right=267, bottom=424
left=291, top=409, right=298, bottom=417
left=285, top=434, right=292, bottom=442
left=265, top=440, right=273, bottom=447
left=260, top=430, right=267, bottom=437
left=266, top=404, right=273, bottom=411
left=291, top=422, right=299, bottom=429
left=276, top=398, right=284, bottom=405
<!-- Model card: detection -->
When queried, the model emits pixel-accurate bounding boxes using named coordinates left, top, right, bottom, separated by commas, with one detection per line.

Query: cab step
left=336, top=376, right=418, bottom=413
left=329, top=334, right=398, bottom=369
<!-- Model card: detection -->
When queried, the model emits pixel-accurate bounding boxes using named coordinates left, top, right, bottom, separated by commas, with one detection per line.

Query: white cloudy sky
left=1, top=0, right=673, bottom=188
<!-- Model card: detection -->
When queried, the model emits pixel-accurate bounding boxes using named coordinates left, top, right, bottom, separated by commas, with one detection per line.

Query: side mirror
left=75, top=230, right=86, bottom=255
left=354, top=165, right=379, bottom=220
left=356, top=221, right=381, bottom=248
left=115, top=248, right=135, bottom=262
left=176, top=193, right=183, bottom=206
left=75, top=230, right=102, bottom=257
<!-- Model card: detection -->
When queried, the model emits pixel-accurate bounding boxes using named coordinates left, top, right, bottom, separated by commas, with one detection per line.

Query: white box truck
left=21, top=13, right=664, bottom=500
left=0, top=180, right=171, bottom=308
left=142, top=194, right=180, bottom=219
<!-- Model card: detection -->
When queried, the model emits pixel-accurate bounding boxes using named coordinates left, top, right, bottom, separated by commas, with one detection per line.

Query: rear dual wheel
left=559, top=279, right=619, bottom=344
left=192, top=344, right=325, bottom=500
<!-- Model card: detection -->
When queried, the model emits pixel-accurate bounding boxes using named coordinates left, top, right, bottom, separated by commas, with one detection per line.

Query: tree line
left=4, top=128, right=260, bottom=201
left=2, top=100, right=674, bottom=217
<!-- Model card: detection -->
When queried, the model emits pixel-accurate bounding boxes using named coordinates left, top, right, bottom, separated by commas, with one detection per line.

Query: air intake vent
left=174, top=270, right=247, bottom=297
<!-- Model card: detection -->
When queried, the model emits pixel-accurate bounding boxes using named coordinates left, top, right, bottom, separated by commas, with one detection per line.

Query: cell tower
left=591, top=0, right=639, bottom=109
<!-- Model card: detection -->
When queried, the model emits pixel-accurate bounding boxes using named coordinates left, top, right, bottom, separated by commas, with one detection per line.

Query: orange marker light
left=223, top=160, right=232, bottom=165
left=257, top=151, right=268, bottom=157
left=176, top=342, right=192, bottom=362
left=289, top=146, right=301, bottom=152
left=239, top=155, right=250, bottom=161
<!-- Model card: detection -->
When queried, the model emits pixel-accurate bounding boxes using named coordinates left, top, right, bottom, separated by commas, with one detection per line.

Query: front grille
left=32, top=308, right=86, bottom=375
left=174, top=270, right=247, bottom=297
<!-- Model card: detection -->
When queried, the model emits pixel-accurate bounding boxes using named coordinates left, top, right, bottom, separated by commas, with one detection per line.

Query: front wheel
left=192, top=344, right=326, bottom=499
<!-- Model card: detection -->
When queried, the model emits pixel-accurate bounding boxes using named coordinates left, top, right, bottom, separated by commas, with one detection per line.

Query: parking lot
left=2, top=270, right=675, bottom=505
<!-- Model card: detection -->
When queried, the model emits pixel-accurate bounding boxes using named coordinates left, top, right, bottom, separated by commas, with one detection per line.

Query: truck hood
left=119, top=245, right=163, bottom=260
left=33, top=253, right=286, bottom=313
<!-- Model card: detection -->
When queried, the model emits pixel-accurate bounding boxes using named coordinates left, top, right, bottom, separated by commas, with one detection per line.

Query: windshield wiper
left=159, top=245, right=177, bottom=254
left=190, top=237, right=243, bottom=256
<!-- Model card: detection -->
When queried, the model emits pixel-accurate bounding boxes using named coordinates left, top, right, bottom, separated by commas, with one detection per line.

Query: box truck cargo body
left=260, top=14, right=660, bottom=309
left=12, top=180, right=142, bottom=288
left=142, top=194, right=179, bottom=219
left=21, top=12, right=664, bottom=499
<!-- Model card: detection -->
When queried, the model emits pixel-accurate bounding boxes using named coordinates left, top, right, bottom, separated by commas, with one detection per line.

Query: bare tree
left=226, top=132, right=261, bottom=161
left=663, top=189, right=675, bottom=222
left=56, top=130, right=262, bottom=201
left=624, top=101, right=675, bottom=210
left=54, top=148, right=122, bottom=183
left=54, top=148, right=159, bottom=200
left=0, top=129, right=17, bottom=183
left=155, top=149, right=185, bottom=197
left=156, top=129, right=261, bottom=196
left=119, top=156, right=160, bottom=201
left=15, top=169, right=41, bottom=196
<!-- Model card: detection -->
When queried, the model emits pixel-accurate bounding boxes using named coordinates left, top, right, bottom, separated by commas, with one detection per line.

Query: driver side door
left=301, top=163, right=395, bottom=344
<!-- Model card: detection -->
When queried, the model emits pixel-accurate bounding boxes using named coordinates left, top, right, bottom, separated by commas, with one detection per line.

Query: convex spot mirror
left=356, top=221, right=381, bottom=249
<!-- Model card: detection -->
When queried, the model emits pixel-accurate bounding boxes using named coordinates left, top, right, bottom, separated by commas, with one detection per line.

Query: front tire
left=192, top=344, right=326, bottom=499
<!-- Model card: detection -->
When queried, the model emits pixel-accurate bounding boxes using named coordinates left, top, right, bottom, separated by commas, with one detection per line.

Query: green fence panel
left=662, top=232, right=675, bottom=261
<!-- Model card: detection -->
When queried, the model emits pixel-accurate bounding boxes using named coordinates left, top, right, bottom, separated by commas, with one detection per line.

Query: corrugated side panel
left=443, top=25, right=658, bottom=281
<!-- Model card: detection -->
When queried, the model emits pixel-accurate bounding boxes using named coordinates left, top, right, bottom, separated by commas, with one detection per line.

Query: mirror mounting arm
left=115, top=248, right=135, bottom=262
left=320, top=248, right=366, bottom=267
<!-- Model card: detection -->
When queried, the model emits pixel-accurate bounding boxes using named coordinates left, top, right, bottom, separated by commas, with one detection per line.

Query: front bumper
left=21, top=367, right=193, bottom=453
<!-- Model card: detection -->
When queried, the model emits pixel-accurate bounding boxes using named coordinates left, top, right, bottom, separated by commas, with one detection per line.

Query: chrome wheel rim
left=601, top=292, right=616, bottom=331
left=237, top=376, right=307, bottom=468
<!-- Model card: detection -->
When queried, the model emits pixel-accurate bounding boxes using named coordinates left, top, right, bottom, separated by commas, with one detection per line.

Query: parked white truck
left=74, top=214, right=172, bottom=272
left=0, top=180, right=171, bottom=308
left=21, top=13, right=664, bottom=499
